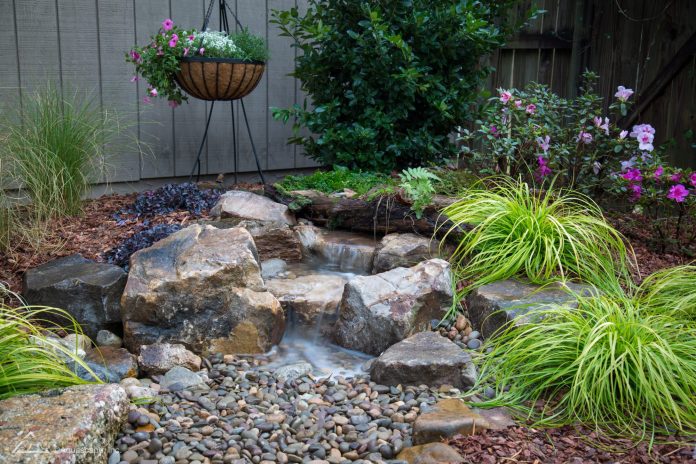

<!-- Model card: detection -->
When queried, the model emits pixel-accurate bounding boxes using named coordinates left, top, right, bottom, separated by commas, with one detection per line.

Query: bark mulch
left=449, top=426, right=696, bottom=463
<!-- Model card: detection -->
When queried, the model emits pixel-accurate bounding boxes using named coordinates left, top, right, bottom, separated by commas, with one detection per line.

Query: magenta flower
left=188, top=34, right=195, bottom=42
left=199, top=47, right=205, bottom=55
left=619, top=130, right=628, bottom=140
left=499, top=90, right=512, bottom=104
left=129, top=50, right=141, bottom=62
left=654, top=166, right=664, bottom=179
left=168, top=100, right=179, bottom=108
left=183, top=47, right=190, bottom=57
left=577, top=131, right=593, bottom=144
left=149, top=88, right=158, bottom=97
left=536, top=135, right=550, bottom=152
left=525, top=104, right=536, bottom=114
left=535, top=156, right=552, bottom=180
left=667, top=184, right=689, bottom=203
left=628, top=183, right=642, bottom=202
left=168, top=34, right=179, bottom=48
left=690, top=172, right=696, bottom=187
left=162, top=18, right=174, bottom=31
left=671, top=173, right=682, bottom=182
left=143, top=96, right=152, bottom=104
left=615, top=85, right=634, bottom=102
left=514, top=100, right=523, bottom=109
left=130, top=76, right=138, bottom=83
left=489, top=125, right=498, bottom=136
left=622, top=168, right=643, bottom=183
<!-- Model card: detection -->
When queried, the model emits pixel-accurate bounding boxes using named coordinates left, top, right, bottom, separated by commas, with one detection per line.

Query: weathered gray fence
left=0, top=0, right=317, bottom=184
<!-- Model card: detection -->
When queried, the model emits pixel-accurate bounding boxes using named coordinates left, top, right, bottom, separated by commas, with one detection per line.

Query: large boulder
left=370, top=331, right=475, bottom=388
left=121, top=225, right=285, bottom=355
left=466, top=279, right=594, bottom=339
left=22, top=254, right=126, bottom=339
left=373, top=233, right=437, bottom=273
left=334, top=259, right=454, bottom=355
left=202, top=218, right=302, bottom=262
left=0, top=384, right=128, bottom=464
left=266, top=273, right=347, bottom=326
left=210, top=190, right=296, bottom=226
left=295, top=225, right=377, bottom=273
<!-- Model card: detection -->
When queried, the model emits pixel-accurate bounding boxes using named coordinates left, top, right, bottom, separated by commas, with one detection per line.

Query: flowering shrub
left=462, top=72, right=655, bottom=195
left=126, top=19, right=267, bottom=105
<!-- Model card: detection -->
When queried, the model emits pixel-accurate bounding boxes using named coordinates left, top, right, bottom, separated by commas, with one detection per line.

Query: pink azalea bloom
left=199, top=48, right=205, bottom=55
left=621, top=157, right=637, bottom=172
left=169, top=34, right=179, bottom=48
left=667, top=184, right=689, bottom=203
left=593, top=116, right=602, bottom=127
left=162, top=18, right=174, bottom=31
left=525, top=104, right=536, bottom=114
left=514, top=100, right=522, bottom=109
left=535, top=156, right=552, bottom=179
left=143, top=96, right=152, bottom=104
left=628, top=183, right=642, bottom=202
left=622, top=168, right=643, bottom=183
left=690, top=172, right=696, bottom=187
left=149, top=88, right=158, bottom=97
left=671, top=172, right=682, bottom=182
left=499, top=90, right=512, bottom=104
left=619, top=130, right=628, bottom=140
left=577, top=131, right=593, bottom=144
left=654, top=166, right=664, bottom=179
left=630, top=123, right=655, bottom=137
left=592, top=161, right=601, bottom=175
left=615, top=85, right=634, bottom=102
left=490, top=125, right=498, bottom=136
left=168, top=100, right=179, bottom=108
left=637, top=132, right=654, bottom=152
left=536, top=135, right=550, bottom=152
left=593, top=117, right=610, bottom=135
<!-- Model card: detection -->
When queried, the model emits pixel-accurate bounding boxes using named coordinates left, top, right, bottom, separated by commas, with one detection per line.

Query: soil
left=449, top=426, right=696, bottom=463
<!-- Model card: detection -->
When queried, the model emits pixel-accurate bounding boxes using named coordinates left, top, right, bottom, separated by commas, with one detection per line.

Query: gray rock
left=69, top=359, right=121, bottom=383
left=121, top=225, right=285, bottom=355
left=466, top=279, right=594, bottom=339
left=138, top=343, right=202, bottom=375
left=261, top=259, right=288, bottom=280
left=373, top=233, right=437, bottom=273
left=295, top=225, right=377, bottom=273
left=266, top=273, right=347, bottom=326
left=370, top=331, right=474, bottom=388
left=210, top=190, right=296, bottom=226
left=0, top=384, right=128, bottom=463
left=96, top=329, right=123, bottom=348
left=274, top=362, right=313, bottom=382
left=21, top=254, right=126, bottom=340
left=85, top=346, right=139, bottom=380
left=204, top=219, right=303, bottom=263
left=161, top=366, right=207, bottom=391
left=334, top=259, right=453, bottom=355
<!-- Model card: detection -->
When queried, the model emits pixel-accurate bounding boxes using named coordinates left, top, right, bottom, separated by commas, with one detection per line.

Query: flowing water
left=260, top=231, right=377, bottom=378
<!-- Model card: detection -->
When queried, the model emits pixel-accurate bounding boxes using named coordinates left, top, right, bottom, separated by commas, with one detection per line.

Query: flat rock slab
left=210, top=190, right=296, bottom=226
left=22, top=254, right=126, bottom=340
left=334, top=259, right=454, bottom=355
left=0, top=384, right=128, bottom=464
left=370, top=331, right=474, bottom=388
left=266, top=273, right=347, bottom=326
left=413, top=398, right=489, bottom=444
left=202, top=218, right=302, bottom=262
left=396, top=442, right=464, bottom=464
left=295, top=225, right=377, bottom=273
left=466, top=279, right=594, bottom=339
left=373, top=233, right=438, bottom=273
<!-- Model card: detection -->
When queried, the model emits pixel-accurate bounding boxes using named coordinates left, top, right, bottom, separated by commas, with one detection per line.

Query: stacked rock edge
left=120, top=224, right=284, bottom=355
left=0, top=384, right=128, bottom=464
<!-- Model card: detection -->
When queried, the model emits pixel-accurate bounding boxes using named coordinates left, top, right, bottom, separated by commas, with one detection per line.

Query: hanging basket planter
left=175, top=57, right=265, bottom=101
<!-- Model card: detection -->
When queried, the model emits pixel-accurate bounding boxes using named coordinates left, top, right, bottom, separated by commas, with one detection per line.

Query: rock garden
left=1, top=1, right=695, bottom=463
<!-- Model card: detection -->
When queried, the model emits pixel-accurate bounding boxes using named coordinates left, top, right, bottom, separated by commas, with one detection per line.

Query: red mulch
left=449, top=426, right=696, bottom=463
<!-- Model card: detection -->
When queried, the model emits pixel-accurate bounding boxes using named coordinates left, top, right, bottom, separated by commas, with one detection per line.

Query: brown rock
left=137, top=343, right=202, bottom=375
left=413, top=398, right=489, bottom=445
left=0, top=384, right=128, bottom=463
left=454, top=314, right=470, bottom=332
left=210, top=190, right=296, bottom=226
left=396, top=443, right=464, bottom=464
left=373, top=233, right=438, bottom=273
left=86, top=346, right=139, bottom=380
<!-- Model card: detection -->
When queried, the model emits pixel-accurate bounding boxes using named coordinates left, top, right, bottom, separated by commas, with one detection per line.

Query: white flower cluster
left=194, top=31, right=240, bottom=58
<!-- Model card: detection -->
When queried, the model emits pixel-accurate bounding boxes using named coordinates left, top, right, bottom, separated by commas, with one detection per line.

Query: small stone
left=454, top=314, right=469, bottom=332
left=466, top=339, right=482, bottom=350
left=122, top=449, right=139, bottom=462
left=160, top=366, right=207, bottom=391
left=397, top=443, right=464, bottom=464
left=138, top=343, right=202, bottom=375
left=412, top=398, right=489, bottom=444
left=97, top=329, right=123, bottom=347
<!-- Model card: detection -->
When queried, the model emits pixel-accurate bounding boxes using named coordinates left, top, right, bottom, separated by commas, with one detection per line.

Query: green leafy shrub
left=433, top=169, right=478, bottom=197
left=398, top=167, right=440, bottom=219
left=0, top=288, right=96, bottom=399
left=442, top=177, right=633, bottom=293
left=272, top=0, right=523, bottom=172
left=276, top=166, right=393, bottom=196
left=0, top=85, right=117, bottom=220
left=475, top=291, right=696, bottom=439
left=636, top=265, right=696, bottom=320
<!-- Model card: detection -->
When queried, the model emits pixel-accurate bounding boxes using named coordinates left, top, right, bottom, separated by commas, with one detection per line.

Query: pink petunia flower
left=525, top=104, right=536, bottom=114
left=188, top=34, right=195, bottom=42
left=149, top=88, right=158, bottom=97
left=499, top=90, right=512, bottom=104
left=169, top=34, right=179, bottom=48
left=168, top=100, right=179, bottom=108
left=615, top=85, right=634, bottom=102
left=536, top=135, right=550, bottom=152
left=162, top=18, right=174, bottom=31
left=622, top=168, right=643, bottom=183
left=129, top=50, right=141, bottom=62
left=183, top=47, right=190, bottom=57
left=577, top=131, right=593, bottom=144
left=130, top=76, right=139, bottom=83
left=667, top=184, right=689, bottom=203
left=199, top=47, right=205, bottom=55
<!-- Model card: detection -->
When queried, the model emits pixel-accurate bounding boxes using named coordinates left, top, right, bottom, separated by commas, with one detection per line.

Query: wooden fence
left=0, top=0, right=317, bottom=185
left=1, top=0, right=694, bottom=186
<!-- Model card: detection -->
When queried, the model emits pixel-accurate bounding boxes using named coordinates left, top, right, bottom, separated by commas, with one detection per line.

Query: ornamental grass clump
left=442, top=177, right=634, bottom=293
left=474, top=292, right=696, bottom=440
left=0, top=289, right=96, bottom=399
left=636, top=265, right=696, bottom=320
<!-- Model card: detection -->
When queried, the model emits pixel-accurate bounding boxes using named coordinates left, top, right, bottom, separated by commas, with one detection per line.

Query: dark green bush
left=272, top=0, right=522, bottom=172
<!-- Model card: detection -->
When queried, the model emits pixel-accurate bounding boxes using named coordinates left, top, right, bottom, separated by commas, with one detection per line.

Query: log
left=265, top=185, right=468, bottom=241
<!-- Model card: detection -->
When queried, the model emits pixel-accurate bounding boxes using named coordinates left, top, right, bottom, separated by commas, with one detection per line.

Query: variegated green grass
left=636, top=264, right=696, bottom=320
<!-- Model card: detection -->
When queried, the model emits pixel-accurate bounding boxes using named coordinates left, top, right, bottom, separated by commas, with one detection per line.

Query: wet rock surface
left=21, top=254, right=126, bottom=340
left=266, top=273, right=348, bottom=326
left=295, top=225, right=377, bottom=273
left=370, top=331, right=475, bottom=389
left=334, top=259, right=454, bottom=355
left=466, top=279, right=594, bottom=339
left=373, top=233, right=438, bottom=274
left=0, top=384, right=128, bottom=464
left=120, top=225, right=285, bottom=355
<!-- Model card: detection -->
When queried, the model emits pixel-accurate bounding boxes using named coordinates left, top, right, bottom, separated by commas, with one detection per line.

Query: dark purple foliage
left=103, top=223, right=182, bottom=270
left=116, top=183, right=221, bottom=220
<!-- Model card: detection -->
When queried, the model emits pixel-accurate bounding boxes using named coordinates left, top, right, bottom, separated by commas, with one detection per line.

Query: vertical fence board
left=97, top=0, right=140, bottom=182
left=0, top=0, right=20, bottom=111
left=14, top=0, right=60, bottom=92
left=57, top=0, right=100, bottom=96
left=136, top=0, right=176, bottom=179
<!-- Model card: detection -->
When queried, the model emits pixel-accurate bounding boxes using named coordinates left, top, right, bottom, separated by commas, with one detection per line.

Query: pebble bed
left=111, top=353, right=448, bottom=464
